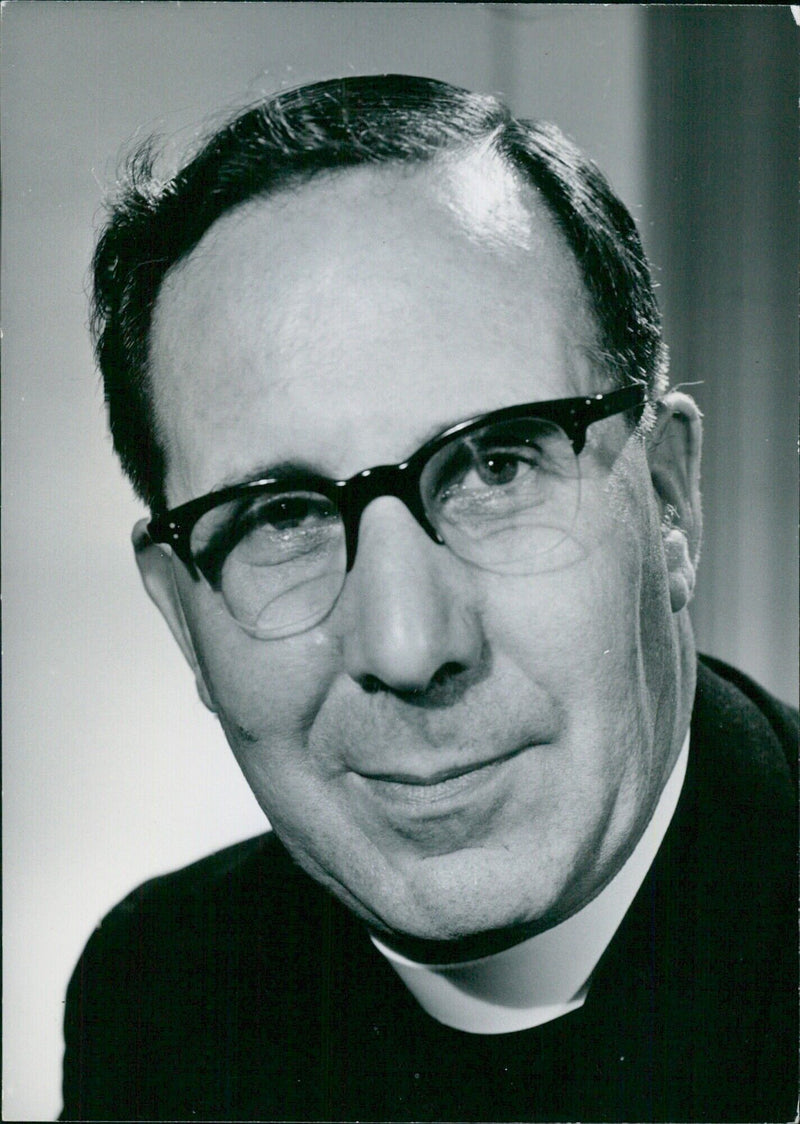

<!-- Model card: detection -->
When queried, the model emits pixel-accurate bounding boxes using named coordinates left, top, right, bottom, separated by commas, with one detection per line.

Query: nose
left=339, top=497, right=485, bottom=698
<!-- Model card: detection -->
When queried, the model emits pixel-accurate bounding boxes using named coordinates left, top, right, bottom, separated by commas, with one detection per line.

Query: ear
left=132, top=519, right=217, bottom=712
left=645, top=391, right=703, bottom=613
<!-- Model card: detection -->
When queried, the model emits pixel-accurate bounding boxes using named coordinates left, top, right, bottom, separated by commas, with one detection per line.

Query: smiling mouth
left=353, top=743, right=536, bottom=804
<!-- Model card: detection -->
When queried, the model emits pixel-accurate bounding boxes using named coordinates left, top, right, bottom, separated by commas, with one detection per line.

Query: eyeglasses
left=148, top=384, right=646, bottom=639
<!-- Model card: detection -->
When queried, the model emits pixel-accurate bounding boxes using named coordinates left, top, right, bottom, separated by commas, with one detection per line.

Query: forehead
left=149, top=149, right=598, bottom=505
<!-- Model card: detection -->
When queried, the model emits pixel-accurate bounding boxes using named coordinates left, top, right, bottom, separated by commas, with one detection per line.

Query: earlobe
left=662, top=523, right=696, bottom=613
left=646, top=392, right=703, bottom=613
left=132, top=519, right=218, bottom=711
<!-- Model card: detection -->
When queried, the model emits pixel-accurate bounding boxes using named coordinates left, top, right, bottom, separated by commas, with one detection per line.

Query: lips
left=347, top=742, right=543, bottom=819
left=355, top=743, right=532, bottom=788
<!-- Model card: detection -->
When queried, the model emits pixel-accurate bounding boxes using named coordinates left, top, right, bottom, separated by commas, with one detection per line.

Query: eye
left=435, top=439, right=543, bottom=502
left=233, top=493, right=339, bottom=550
left=420, top=416, right=579, bottom=536
left=192, top=491, right=340, bottom=584
left=256, top=494, right=320, bottom=532
left=466, top=449, right=532, bottom=489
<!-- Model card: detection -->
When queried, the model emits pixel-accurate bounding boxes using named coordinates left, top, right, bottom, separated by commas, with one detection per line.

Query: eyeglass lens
left=189, top=417, right=581, bottom=638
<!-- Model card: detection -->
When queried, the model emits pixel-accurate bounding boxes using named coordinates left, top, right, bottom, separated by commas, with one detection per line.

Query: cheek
left=483, top=517, right=644, bottom=679
left=482, top=537, right=661, bottom=829
left=480, top=512, right=661, bottom=791
left=178, top=570, right=341, bottom=742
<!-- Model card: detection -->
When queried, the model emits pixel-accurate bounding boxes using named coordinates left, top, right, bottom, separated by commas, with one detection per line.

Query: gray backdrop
left=3, top=5, right=796, bottom=1118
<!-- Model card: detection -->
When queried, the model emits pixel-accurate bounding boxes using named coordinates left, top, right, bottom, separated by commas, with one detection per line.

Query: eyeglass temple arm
left=567, top=384, right=647, bottom=453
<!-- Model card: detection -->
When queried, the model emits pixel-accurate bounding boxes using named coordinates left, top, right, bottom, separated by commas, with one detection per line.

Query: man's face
left=145, top=153, right=687, bottom=943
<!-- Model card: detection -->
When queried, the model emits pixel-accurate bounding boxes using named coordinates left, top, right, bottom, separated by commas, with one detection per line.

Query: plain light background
left=3, top=5, right=796, bottom=1119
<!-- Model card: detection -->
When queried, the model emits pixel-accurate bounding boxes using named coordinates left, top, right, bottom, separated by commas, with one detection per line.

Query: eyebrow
left=208, top=413, right=474, bottom=495
left=211, top=459, right=333, bottom=493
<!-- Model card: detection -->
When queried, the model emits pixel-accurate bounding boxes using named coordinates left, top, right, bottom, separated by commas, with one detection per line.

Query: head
left=94, top=75, right=702, bottom=952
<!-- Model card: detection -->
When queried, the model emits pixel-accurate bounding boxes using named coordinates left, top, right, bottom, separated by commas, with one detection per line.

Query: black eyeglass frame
left=148, top=384, right=646, bottom=577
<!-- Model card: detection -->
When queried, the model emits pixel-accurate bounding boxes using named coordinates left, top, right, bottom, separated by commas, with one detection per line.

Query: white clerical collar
left=371, top=731, right=690, bottom=1035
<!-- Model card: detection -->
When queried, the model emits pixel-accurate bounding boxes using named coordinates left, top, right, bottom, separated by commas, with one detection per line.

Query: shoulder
left=690, top=657, right=798, bottom=1107
left=694, top=653, right=797, bottom=791
left=61, top=832, right=332, bottom=1118
left=101, top=831, right=276, bottom=921
left=687, top=655, right=796, bottom=886
left=596, top=657, right=798, bottom=1119
left=71, top=831, right=307, bottom=976
left=63, top=831, right=326, bottom=1035
left=685, top=656, right=796, bottom=1014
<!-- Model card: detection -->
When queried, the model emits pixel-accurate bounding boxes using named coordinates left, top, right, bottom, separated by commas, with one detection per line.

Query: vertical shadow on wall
left=643, top=7, right=799, bottom=703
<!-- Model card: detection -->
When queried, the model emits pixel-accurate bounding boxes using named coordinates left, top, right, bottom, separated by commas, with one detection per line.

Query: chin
left=371, top=895, right=554, bottom=963
left=368, top=856, right=566, bottom=952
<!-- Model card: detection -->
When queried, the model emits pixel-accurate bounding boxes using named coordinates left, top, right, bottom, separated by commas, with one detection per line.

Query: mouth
left=351, top=743, right=537, bottom=808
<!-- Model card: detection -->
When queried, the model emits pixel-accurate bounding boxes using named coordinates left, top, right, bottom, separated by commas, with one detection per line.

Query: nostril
left=357, top=661, right=469, bottom=701
left=430, top=661, right=468, bottom=689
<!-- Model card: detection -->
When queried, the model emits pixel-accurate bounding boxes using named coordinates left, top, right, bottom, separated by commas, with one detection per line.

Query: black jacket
left=61, top=657, right=797, bottom=1121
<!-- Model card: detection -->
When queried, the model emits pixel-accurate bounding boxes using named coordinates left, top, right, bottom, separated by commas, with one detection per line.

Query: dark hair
left=91, top=74, right=665, bottom=512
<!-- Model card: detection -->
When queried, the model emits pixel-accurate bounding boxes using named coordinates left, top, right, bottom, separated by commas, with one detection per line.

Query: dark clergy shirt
left=61, top=657, right=798, bottom=1121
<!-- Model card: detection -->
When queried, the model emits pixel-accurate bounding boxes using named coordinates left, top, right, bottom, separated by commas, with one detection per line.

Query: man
left=62, top=75, right=796, bottom=1121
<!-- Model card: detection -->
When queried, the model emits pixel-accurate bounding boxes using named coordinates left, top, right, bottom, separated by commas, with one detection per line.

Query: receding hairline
left=92, top=75, right=666, bottom=511
left=147, top=145, right=604, bottom=464
left=154, top=139, right=593, bottom=307
left=147, top=148, right=615, bottom=505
